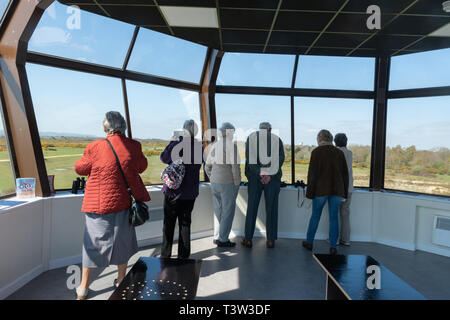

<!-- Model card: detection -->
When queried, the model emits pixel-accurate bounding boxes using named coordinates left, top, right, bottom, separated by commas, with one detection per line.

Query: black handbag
left=105, top=139, right=150, bottom=227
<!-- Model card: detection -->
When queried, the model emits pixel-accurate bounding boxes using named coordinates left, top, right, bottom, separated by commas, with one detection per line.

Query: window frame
left=13, top=3, right=450, bottom=199
left=215, top=52, right=450, bottom=199
left=0, top=71, right=19, bottom=198
left=24, top=24, right=212, bottom=191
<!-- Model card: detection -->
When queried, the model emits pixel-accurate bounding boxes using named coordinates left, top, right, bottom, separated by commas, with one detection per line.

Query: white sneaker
left=76, top=287, right=89, bottom=300
left=339, top=240, right=351, bottom=246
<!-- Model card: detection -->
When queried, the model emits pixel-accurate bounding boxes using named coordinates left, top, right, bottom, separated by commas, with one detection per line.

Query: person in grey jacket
left=205, top=122, right=242, bottom=247
left=334, top=133, right=354, bottom=246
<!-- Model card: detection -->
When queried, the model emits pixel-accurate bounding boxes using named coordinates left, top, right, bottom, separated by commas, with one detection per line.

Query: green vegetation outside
left=0, top=136, right=448, bottom=197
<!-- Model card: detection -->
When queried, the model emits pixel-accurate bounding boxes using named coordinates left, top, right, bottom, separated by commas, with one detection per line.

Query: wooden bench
left=313, top=254, right=426, bottom=300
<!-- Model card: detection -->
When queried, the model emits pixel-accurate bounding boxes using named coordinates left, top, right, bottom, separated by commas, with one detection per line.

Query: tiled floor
left=6, top=236, right=450, bottom=300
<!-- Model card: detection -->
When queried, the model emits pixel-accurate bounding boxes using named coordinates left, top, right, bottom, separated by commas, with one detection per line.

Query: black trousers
left=161, top=196, right=196, bottom=259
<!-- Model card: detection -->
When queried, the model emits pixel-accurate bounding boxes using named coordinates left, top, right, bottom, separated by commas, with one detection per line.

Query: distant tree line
left=290, top=144, right=449, bottom=176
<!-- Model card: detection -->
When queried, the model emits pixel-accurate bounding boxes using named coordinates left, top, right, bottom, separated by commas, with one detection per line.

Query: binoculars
left=294, top=180, right=306, bottom=188
left=71, top=177, right=86, bottom=194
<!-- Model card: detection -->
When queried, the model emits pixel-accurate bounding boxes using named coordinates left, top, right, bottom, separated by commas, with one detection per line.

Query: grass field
left=0, top=139, right=449, bottom=197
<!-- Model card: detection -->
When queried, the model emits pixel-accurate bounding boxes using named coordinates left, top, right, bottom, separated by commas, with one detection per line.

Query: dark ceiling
left=58, top=0, right=450, bottom=57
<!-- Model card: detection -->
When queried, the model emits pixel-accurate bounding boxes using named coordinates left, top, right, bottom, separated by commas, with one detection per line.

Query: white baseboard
left=230, top=230, right=372, bottom=243
left=48, top=254, right=82, bottom=270
left=375, top=238, right=416, bottom=251
left=138, top=229, right=214, bottom=249
left=416, top=244, right=450, bottom=258
left=350, top=235, right=372, bottom=242
left=0, top=264, right=44, bottom=300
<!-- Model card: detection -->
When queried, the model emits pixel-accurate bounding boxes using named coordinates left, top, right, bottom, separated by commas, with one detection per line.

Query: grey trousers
left=211, top=183, right=240, bottom=243
left=339, top=192, right=352, bottom=243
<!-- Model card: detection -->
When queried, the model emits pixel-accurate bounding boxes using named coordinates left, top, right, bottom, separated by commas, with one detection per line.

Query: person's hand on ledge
left=260, top=171, right=271, bottom=184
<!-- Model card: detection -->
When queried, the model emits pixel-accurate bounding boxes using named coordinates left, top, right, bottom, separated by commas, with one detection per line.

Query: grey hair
left=183, top=119, right=198, bottom=137
left=334, top=133, right=348, bottom=147
left=103, top=111, right=127, bottom=134
left=219, top=122, right=235, bottom=137
left=259, top=122, right=272, bottom=130
left=317, top=129, right=333, bottom=144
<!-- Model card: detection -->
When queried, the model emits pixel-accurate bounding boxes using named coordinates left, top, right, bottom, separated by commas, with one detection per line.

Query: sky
left=12, top=1, right=450, bottom=151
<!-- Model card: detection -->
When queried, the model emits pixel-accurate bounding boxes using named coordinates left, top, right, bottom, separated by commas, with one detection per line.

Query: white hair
left=103, top=111, right=127, bottom=134
left=259, top=122, right=272, bottom=130
left=183, top=119, right=198, bottom=137
left=219, top=122, right=235, bottom=137
left=317, top=129, right=333, bottom=143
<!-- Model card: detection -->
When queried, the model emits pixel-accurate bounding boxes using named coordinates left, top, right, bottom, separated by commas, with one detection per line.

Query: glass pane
left=294, top=97, right=373, bottom=187
left=390, top=48, right=450, bottom=90
left=26, top=63, right=126, bottom=190
left=127, top=28, right=206, bottom=83
left=0, top=0, right=10, bottom=19
left=386, top=97, right=450, bottom=196
left=215, top=94, right=291, bottom=183
left=126, top=80, right=203, bottom=184
left=295, top=55, right=375, bottom=91
left=218, top=53, right=295, bottom=87
left=0, top=110, right=15, bottom=197
left=29, top=1, right=135, bottom=67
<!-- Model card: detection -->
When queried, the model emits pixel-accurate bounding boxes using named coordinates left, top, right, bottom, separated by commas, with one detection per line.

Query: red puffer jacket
left=75, top=133, right=151, bottom=214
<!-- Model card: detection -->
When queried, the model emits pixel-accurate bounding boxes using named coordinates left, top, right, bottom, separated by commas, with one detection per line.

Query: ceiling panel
left=327, top=13, right=394, bottom=33
left=220, top=9, right=275, bottom=29
left=156, top=0, right=216, bottom=7
left=274, top=11, right=335, bottom=31
left=407, top=36, right=450, bottom=51
left=222, top=29, right=268, bottom=45
left=218, top=0, right=280, bottom=9
left=142, top=25, right=171, bottom=35
left=361, top=35, right=423, bottom=50
left=95, top=0, right=154, bottom=4
left=103, top=5, right=166, bottom=26
left=58, top=0, right=450, bottom=57
left=405, top=0, right=450, bottom=16
left=308, top=47, right=352, bottom=56
left=222, top=44, right=265, bottom=53
left=265, top=46, right=307, bottom=55
left=269, top=31, right=319, bottom=46
left=173, top=27, right=220, bottom=47
left=342, top=0, right=417, bottom=14
left=382, top=15, right=450, bottom=35
left=316, top=33, right=370, bottom=48
left=281, top=0, right=347, bottom=11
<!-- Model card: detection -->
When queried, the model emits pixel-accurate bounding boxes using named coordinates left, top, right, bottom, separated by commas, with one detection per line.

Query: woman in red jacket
left=74, top=111, right=150, bottom=300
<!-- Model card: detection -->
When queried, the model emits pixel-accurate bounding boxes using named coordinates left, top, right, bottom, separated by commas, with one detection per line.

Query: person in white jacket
left=205, top=122, right=242, bottom=247
left=334, top=133, right=354, bottom=246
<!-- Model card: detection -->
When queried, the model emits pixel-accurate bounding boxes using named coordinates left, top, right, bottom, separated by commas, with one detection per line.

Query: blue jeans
left=306, top=196, right=343, bottom=248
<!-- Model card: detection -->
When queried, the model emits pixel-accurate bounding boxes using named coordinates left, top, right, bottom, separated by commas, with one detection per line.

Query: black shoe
left=302, top=241, right=313, bottom=251
left=217, top=240, right=236, bottom=247
left=241, top=238, right=252, bottom=248
left=266, top=240, right=275, bottom=248
left=213, top=239, right=218, bottom=245
left=113, top=279, right=119, bottom=288
left=330, top=247, right=337, bottom=255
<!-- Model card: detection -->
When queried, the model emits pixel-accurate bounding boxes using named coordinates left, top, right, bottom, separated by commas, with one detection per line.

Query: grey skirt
left=82, top=209, right=138, bottom=268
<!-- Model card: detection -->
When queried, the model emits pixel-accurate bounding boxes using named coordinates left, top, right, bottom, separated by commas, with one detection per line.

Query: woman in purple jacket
left=160, top=120, right=203, bottom=259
